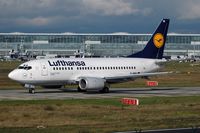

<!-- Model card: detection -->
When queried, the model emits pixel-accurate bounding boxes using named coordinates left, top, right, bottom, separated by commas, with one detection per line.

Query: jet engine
left=79, top=77, right=106, bottom=91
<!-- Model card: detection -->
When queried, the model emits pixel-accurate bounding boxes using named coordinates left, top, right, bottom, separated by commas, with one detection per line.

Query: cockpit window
left=18, top=66, right=24, bottom=69
left=18, top=65, right=32, bottom=70
left=24, top=66, right=32, bottom=70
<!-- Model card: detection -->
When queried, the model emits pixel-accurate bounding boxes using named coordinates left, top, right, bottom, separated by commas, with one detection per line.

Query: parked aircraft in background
left=8, top=19, right=170, bottom=93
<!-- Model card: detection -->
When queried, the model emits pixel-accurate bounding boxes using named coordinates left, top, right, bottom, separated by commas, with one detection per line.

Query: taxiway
left=0, top=87, right=200, bottom=100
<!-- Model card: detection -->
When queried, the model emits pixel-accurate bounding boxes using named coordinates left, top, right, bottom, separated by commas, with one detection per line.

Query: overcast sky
left=0, top=0, right=200, bottom=33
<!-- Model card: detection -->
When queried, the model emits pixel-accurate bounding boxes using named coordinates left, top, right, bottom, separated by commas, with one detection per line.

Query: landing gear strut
left=28, top=88, right=35, bottom=94
left=100, top=87, right=110, bottom=93
left=100, top=83, right=110, bottom=93
left=24, top=84, right=35, bottom=94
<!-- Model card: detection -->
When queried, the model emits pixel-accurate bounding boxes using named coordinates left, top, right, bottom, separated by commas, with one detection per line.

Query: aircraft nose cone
left=8, top=70, right=18, bottom=81
left=8, top=71, right=14, bottom=80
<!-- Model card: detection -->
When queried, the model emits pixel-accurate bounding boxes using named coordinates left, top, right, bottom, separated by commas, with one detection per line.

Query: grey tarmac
left=0, top=87, right=200, bottom=100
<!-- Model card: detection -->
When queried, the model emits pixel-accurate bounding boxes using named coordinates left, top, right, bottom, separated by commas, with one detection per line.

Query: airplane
left=8, top=19, right=170, bottom=94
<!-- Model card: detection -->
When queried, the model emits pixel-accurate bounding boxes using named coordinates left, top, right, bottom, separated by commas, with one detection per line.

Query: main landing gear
left=77, top=86, right=86, bottom=92
left=100, top=87, right=109, bottom=93
left=77, top=86, right=110, bottom=93
left=100, top=83, right=110, bottom=93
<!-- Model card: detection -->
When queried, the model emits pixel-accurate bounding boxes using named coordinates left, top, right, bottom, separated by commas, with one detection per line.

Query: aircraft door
left=41, top=62, right=48, bottom=76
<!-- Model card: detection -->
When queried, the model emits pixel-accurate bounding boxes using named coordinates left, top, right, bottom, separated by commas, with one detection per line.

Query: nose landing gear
left=28, top=88, right=35, bottom=94
left=24, top=84, right=35, bottom=94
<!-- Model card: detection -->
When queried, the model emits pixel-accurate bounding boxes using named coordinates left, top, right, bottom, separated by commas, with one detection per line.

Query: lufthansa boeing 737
left=8, top=19, right=170, bottom=93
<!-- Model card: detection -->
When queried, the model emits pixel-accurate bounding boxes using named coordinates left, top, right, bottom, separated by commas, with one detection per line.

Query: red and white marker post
left=121, top=98, right=139, bottom=106
left=146, top=81, right=158, bottom=87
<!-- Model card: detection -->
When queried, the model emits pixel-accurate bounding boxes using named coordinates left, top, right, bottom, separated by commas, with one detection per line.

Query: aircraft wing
left=104, top=71, right=172, bottom=83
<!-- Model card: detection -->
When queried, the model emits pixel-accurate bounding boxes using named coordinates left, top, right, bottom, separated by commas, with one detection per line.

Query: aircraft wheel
left=29, top=88, right=35, bottom=94
left=77, top=86, right=86, bottom=92
left=100, top=87, right=109, bottom=93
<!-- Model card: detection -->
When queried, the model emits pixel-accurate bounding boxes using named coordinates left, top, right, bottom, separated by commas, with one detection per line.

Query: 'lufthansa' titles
left=48, top=60, right=86, bottom=66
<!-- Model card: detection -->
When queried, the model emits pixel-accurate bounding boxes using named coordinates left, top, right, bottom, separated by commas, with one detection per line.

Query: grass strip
left=0, top=96, right=199, bottom=132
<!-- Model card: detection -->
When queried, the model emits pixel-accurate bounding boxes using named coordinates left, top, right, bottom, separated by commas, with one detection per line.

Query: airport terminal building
left=0, top=32, right=200, bottom=58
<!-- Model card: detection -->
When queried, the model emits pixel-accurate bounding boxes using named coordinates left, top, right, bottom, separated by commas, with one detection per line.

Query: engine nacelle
left=79, top=77, right=106, bottom=90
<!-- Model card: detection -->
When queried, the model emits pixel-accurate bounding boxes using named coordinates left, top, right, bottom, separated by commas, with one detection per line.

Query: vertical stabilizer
left=127, top=19, right=170, bottom=59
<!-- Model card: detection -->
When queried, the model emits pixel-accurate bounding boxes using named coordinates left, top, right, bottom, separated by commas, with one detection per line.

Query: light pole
left=6, top=39, right=8, bottom=56
left=31, top=40, right=33, bottom=59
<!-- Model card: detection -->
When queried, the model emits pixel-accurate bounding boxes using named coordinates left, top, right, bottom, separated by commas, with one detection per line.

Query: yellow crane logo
left=153, top=33, right=164, bottom=48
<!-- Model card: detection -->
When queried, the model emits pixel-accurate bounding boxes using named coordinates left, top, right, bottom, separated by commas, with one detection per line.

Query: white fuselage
left=8, top=58, right=160, bottom=86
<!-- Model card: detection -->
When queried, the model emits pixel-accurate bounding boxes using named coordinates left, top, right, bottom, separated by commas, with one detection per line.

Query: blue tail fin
left=127, top=19, right=170, bottom=59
